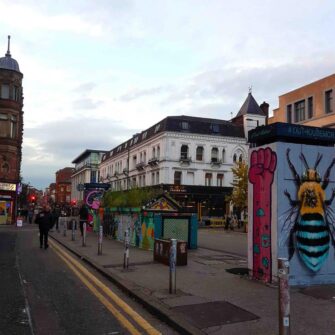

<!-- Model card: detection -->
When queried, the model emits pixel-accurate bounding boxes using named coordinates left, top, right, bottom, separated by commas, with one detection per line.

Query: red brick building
left=0, top=36, right=24, bottom=224
left=55, top=167, right=74, bottom=205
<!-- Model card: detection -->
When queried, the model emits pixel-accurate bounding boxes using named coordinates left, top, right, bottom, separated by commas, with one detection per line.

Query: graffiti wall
left=113, top=211, right=155, bottom=251
left=249, top=142, right=335, bottom=285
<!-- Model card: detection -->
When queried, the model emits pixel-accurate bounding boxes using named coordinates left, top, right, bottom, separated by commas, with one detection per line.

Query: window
left=239, top=154, right=243, bottom=163
left=210, top=123, right=220, bottom=133
left=154, top=124, right=161, bottom=133
left=13, top=86, right=19, bottom=101
left=91, top=170, right=97, bottom=183
left=287, top=105, right=292, bottom=123
left=205, top=173, right=212, bottom=186
left=325, top=90, right=333, bottom=114
left=132, top=178, right=137, bottom=188
left=152, top=147, right=156, bottom=158
left=0, top=113, right=8, bottom=137
left=143, top=175, right=146, bottom=186
left=217, top=173, right=224, bottom=186
left=1, top=84, right=9, bottom=99
left=142, top=131, right=147, bottom=139
left=157, top=146, right=160, bottom=159
left=151, top=173, right=155, bottom=185
left=233, top=154, right=237, bottom=163
left=186, top=172, right=194, bottom=185
left=196, top=146, right=204, bottom=161
left=180, top=145, right=189, bottom=159
left=308, top=97, right=313, bottom=119
left=294, top=100, right=305, bottom=122
left=222, top=149, right=225, bottom=163
left=156, top=171, right=159, bottom=184
left=174, top=171, right=182, bottom=185
left=181, top=121, right=189, bottom=130
left=211, top=147, right=219, bottom=162
left=10, top=115, right=17, bottom=139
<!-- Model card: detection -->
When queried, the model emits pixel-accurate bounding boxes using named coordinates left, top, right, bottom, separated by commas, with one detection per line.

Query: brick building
left=55, top=167, right=74, bottom=205
left=0, top=36, right=24, bottom=224
left=269, top=73, right=335, bottom=127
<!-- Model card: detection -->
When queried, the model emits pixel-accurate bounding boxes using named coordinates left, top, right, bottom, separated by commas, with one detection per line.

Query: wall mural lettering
left=249, top=147, right=277, bottom=282
left=281, top=149, right=335, bottom=272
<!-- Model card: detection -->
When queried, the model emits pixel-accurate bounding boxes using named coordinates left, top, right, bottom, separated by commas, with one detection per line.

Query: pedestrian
left=28, top=208, right=33, bottom=224
left=79, top=202, right=88, bottom=236
left=35, top=204, right=53, bottom=249
left=52, top=206, right=60, bottom=231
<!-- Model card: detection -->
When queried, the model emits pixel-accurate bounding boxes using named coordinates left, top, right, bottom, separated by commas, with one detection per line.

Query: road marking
left=50, top=240, right=161, bottom=335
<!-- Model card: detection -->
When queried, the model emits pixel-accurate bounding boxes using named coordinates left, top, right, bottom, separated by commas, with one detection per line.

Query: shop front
left=0, top=183, right=17, bottom=225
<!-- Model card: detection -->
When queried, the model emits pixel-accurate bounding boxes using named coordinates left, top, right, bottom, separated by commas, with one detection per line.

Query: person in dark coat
left=79, top=203, right=89, bottom=236
left=35, top=205, right=53, bottom=249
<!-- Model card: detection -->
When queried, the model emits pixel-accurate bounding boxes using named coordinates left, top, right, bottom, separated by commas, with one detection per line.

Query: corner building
left=0, top=36, right=23, bottom=224
left=99, top=93, right=267, bottom=219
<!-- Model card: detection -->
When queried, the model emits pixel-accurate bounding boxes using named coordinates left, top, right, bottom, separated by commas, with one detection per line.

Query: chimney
left=260, top=101, right=269, bottom=125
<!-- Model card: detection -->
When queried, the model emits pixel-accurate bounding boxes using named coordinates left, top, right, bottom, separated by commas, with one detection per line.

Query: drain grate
left=226, top=267, right=249, bottom=276
left=172, top=301, right=259, bottom=329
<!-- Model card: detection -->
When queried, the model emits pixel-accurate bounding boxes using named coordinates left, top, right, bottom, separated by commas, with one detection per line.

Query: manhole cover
left=226, top=267, right=249, bottom=276
left=172, top=301, right=259, bottom=329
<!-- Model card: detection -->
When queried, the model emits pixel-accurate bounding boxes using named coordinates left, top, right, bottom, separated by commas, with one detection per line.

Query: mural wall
left=249, top=142, right=335, bottom=285
left=249, top=147, right=277, bottom=282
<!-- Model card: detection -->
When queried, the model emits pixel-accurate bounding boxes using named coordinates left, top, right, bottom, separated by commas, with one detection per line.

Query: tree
left=226, top=161, right=248, bottom=215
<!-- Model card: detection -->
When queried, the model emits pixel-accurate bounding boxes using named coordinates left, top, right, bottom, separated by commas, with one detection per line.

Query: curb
left=50, top=234, right=205, bottom=335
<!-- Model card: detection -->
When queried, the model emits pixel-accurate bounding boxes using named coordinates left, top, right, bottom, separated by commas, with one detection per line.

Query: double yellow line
left=50, top=240, right=161, bottom=335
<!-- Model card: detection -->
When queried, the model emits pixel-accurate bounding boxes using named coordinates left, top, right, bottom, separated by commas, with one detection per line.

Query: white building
left=71, top=149, right=107, bottom=203
left=99, top=93, right=267, bottom=217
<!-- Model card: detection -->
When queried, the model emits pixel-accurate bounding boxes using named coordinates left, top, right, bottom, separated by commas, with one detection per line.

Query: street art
left=249, top=147, right=277, bottom=282
left=281, top=148, right=335, bottom=272
left=114, top=212, right=155, bottom=250
left=85, top=189, right=104, bottom=232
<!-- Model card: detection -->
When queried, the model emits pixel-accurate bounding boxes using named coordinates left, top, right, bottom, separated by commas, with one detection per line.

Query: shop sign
left=0, top=183, right=16, bottom=191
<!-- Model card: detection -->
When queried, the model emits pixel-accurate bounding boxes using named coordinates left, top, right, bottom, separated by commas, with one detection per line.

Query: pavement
left=48, top=227, right=335, bottom=335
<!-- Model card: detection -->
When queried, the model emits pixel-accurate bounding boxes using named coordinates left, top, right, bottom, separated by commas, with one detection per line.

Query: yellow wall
left=269, top=74, right=335, bottom=127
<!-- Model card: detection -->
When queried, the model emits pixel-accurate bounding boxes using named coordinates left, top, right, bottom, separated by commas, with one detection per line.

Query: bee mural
left=282, top=148, right=335, bottom=272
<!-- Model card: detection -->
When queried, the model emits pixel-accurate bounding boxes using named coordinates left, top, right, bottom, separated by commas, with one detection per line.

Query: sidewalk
left=50, top=229, right=335, bottom=335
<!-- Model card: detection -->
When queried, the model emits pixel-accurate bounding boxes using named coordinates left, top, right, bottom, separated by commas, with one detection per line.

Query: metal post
left=98, top=225, right=103, bottom=255
left=169, top=239, right=177, bottom=294
left=71, top=219, right=75, bottom=241
left=63, top=218, right=66, bottom=237
left=82, top=222, right=86, bottom=247
left=278, top=258, right=290, bottom=335
left=123, top=229, right=130, bottom=269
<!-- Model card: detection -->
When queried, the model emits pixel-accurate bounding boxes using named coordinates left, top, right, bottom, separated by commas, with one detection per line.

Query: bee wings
left=325, top=207, right=335, bottom=246
left=279, top=205, right=299, bottom=248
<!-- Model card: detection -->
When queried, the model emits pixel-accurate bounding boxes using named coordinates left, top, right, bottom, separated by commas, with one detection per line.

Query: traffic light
left=70, top=199, right=77, bottom=206
left=30, top=195, right=36, bottom=202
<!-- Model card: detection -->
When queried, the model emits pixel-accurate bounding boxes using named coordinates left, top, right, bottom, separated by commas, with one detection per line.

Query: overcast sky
left=1, top=0, right=334, bottom=189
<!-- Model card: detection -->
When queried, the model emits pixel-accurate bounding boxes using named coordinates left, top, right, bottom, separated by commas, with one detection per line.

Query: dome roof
left=0, top=36, right=20, bottom=73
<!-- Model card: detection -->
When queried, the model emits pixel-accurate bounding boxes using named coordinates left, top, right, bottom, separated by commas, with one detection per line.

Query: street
left=0, top=225, right=177, bottom=335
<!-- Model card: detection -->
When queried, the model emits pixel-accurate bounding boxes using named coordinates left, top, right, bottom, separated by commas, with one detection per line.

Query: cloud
left=21, top=117, right=138, bottom=189
left=119, top=85, right=172, bottom=102
left=72, top=98, right=104, bottom=110
left=72, top=82, right=97, bottom=93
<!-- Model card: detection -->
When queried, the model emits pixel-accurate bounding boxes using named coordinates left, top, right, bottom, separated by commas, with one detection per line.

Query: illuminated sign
left=0, top=183, right=16, bottom=191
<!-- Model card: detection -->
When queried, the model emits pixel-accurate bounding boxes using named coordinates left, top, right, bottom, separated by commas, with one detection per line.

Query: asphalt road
left=0, top=226, right=177, bottom=335
left=198, top=228, right=247, bottom=257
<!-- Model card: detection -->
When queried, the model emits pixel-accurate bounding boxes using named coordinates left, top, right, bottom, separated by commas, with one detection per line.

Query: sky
left=0, top=0, right=334, bottom=189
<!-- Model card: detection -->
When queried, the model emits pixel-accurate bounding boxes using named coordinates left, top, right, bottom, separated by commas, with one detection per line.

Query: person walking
left=79, top=202, right=88, bottom=236
left=35, top=205, right=53, bottom=249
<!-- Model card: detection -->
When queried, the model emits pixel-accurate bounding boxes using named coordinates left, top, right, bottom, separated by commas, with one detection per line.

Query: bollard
left=82, top=222, right=86, bottom=247
left=63, top=218, right=67, bottom=237
left=169, top=239, right=177, bottom=294
left=98, top=225, right=103, bottom=255
left=123, top=229, right=130, bottom=269
left=278, top=258, right=290, bottom=335
left=71, top=219, right=75, bottom=241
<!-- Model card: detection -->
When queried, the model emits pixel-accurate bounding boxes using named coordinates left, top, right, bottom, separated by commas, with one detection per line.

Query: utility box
left=154, top=239, right=188, bottom=266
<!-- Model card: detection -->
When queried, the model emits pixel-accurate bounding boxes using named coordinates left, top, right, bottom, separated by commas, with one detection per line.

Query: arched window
left=196, top=146, right=204, bottom=161
left=180, top=145, right=189, bottom=159
left=157, top=146, right=160, bottom=159
left=239, top=154, right=243, bottom=163
left=233, top=154, right=237, bottom=163
left=152, top=147, right=156, bottom=159
left=211, top=147, right=219, bottom=163
left=222, top=149, right=225, bottom=163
